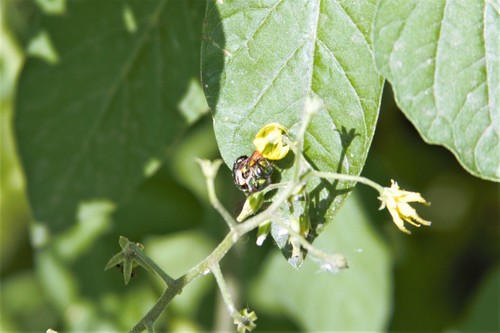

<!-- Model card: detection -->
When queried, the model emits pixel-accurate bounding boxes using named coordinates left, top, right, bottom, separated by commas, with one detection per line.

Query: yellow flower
left=253, top=123, right=289, bottom=160
left=378, top=180, right=431, bottom=234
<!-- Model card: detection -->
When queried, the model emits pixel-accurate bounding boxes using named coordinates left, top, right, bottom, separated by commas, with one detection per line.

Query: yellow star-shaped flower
left=379, top=180, right=431, bottom=234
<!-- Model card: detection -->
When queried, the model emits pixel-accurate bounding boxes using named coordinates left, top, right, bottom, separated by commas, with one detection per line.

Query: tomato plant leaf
left=15, top=0, right=205, bottom=232
left=202, top=0, right=383, bottom=265
left=373, top=0, right=500, bottom=181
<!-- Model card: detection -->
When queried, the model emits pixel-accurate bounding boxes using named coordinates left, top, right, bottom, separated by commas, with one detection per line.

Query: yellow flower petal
left=387, top=205, right=411, bottom=234
left=253, top=122, right=289, bottom=160
left=379, top=180, right=431, bottom=234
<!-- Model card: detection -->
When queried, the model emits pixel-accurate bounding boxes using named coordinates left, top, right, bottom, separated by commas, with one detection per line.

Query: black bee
left=232, top=151, right=273, bottom=194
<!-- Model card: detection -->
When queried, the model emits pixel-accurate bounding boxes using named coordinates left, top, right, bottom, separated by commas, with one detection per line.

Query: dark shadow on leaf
left=337, top=126, right=360, bottom=151
left=307, top=126, right=359, bottom=238
left=276, top=149, right=295, bottom=170
left=273, top=127, right=359, bottom=268
left=201, top=0, right=226, bottom=116
left=272, top=149, right=295, bottom=184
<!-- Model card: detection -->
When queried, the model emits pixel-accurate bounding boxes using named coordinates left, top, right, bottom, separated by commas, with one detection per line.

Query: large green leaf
left=15, top=0, right=205, bottom=231
left=202, top=0, right=383, bottom=264
left=446, top=266, right=500, bottom=332
left=251, top=194, right=391, bottom=331
left=373, top=0, right=500, bottom=181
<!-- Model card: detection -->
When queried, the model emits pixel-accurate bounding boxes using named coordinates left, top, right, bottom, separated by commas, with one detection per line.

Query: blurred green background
left=1, top=1, right=498, bottom=332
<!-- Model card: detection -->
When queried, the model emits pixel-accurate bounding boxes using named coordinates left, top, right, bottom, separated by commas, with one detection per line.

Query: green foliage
left=373, top=0, right=500, bottom=181
left=14, top=0, right=206, bottom=232
left=0, top=20, right=29, bottom=273
left=2, top=0, right=499, bottom=332
left=202, top=0, right=384, bottom=264
left=447, top=266, right=500, bottom=332
left=202, top=0, right=383, bottom=187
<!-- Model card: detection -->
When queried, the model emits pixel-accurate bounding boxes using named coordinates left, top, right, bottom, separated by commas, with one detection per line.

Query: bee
left=232, top=151, right=273, bottom=194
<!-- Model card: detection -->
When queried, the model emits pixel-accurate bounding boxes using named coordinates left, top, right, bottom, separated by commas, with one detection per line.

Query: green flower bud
left=237, top=192, right=264, bottom=222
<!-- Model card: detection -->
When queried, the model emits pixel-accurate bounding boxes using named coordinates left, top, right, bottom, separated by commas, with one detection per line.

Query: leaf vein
left=337, top=1, right=371, bottom=49
left=387, top=0, right=418, bottom=79
left=307, top=0, right=321, bottom=97
left=316, top=39, right=366, bottom=135
left=430, top=0, right=448, bottom=139
left=231, top=38, right=309, bottom=154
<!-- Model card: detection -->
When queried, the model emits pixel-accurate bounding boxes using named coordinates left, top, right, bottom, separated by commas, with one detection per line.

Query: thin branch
left=210, top=263, right=237, bottom=318
left=129, top=242, right=175, bottom=286
left=272, top=216, right=348, bottom=271
left=307, top=170, right=385, bottom=194
left=199, top=159, right=238, bottom=229
left=129, top=282, right=181, bottom=333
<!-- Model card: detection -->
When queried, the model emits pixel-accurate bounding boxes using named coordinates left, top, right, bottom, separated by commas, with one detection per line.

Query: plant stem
left=127, top=180, right=298, bottom=333
left=203, top=161, right=237, bottom=230
left=128, top=167, right=379, bottom=332
left=126, top=101, right=389, bottom=332
left=130, top=242, right=175, bottom=286
left=210, top=263, right=237, bottom=317
left=181, top=230, right=236, bottom=285
left=129, top=281, right=181, bottom=333
left=129, top=230, right=237, bottom=333
left=290, top=102, right=315, bottom=183
left=308, top=170, right=385, bottom=194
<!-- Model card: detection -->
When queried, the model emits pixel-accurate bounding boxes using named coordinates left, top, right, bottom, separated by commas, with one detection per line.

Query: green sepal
left=119, top=235, right=130, bottom=249
left=104, top=252, right=125, bottom=271
left=237, top=192, right=265, bottom=222
left=122, top=256, right=134, bottom=285
left=106, top=236, right=147, bottom=285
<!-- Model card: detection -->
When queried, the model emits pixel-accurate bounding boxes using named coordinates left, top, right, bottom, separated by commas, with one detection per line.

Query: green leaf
left=202, top=1, right=383, bottom=262
left=373, top=0, right=500, bottom=181
left=0, top=271, right=57, bottom=331
left=112, top=165, right=202, bottom=238
left=14, top=0, right=205, bottom=232
left=251, top=194, right=391, bottom=331
left=446, top=266, right=500, bottom=332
